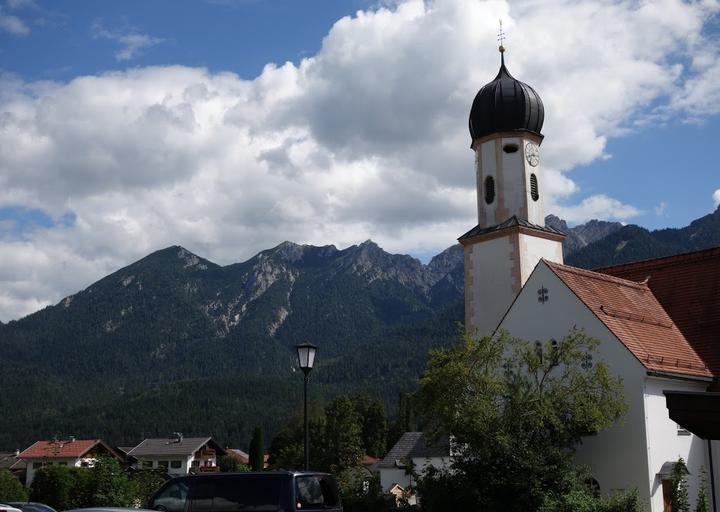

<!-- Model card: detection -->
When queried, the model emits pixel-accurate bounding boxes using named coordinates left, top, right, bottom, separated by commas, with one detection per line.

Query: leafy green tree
left=695, top=466, right=709, bottom=512
left=416, top=328, right=627, bottom=512
left=249, top=426, right=265, bottom=471
left=0, top=469, right=28, bottom=501
left=30, top=465, right=82, bottom=510
left=672, top=458, right=690, bottom=512
left=320, top=395, right=364, bottom=472
left=336, top=467, right=388, bottom=512
left=130, top=470, right=167, bottom=507
left=219, top=456, right=250, bottom=473
left=80, top=456, right=135, bottom=507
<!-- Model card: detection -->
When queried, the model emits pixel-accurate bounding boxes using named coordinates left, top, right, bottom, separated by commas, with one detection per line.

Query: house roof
left=0, top=452, right=25, bottom=470
left=544, top=260, right=712, bottom=379
left=19, top=439, right=111, bottom=459
left=128, top=437, right=225, bottom=457
left=225, top=449, right=249, bottom=464
left=596, top=247, right=720, bottom=377
left=377, top=432, right=450, bottom=468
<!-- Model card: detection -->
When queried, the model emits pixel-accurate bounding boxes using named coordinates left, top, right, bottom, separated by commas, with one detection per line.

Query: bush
left=30, top=465, right=83, bottom=510
left=0, top=469, right=28, bottom=501
left=218, top=456, right=250, bottom=473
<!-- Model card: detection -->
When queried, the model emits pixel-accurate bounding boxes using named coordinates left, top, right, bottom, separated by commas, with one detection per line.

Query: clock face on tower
left=525, top=142, right=540, bottom=167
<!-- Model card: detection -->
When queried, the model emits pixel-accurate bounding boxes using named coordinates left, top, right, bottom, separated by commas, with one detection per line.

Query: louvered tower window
left=530, top=173, right=539, bottom=201
left=484, top=176, right=495, bottom=204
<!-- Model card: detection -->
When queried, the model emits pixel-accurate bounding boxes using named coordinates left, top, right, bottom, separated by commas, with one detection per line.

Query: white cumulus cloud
left=713, top=189, right=720, bottom=209
left=1, top=0, right=720, bottom=320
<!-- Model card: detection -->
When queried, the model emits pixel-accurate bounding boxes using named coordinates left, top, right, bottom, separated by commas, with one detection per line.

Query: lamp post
left=295, top=341, right=317, bottom=471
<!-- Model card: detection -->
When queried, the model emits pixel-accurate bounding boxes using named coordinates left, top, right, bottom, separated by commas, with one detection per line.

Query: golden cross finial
left=497, top=19, right=506, bottom=53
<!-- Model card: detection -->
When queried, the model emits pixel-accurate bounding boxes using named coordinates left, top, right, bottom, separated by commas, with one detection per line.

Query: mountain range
left=0, top=208, right=718, bottom=450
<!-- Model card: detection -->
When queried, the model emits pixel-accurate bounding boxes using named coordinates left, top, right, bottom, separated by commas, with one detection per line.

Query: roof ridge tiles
left=544, top=260, right=649, bottom=291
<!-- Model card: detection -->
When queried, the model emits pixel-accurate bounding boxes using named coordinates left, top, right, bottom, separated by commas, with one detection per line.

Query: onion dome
left=469, top=49, right=544, bottom=141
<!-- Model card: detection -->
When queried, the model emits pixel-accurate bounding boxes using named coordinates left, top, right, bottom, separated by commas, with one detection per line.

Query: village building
left=18, top=438, right=120, bottom=486
left=126, top=435, right=226, bottom=475
left=378, top=432, right=451, bottom=496
left=456, top=42, right=720, bottom=512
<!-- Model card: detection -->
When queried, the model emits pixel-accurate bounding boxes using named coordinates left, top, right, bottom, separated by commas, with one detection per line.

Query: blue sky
left=0, top=0, right=719, bottom=320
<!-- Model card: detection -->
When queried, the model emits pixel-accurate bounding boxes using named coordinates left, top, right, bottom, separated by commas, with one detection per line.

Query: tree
left=0, top=469, right=28, bottom=501
left=416, top=328, right=627, bottom=511
left=695, top=466, right=709, bottom=512
left=130, top=470, right=167, bottom=506
left=30, top=465, right=82, bottom=510
left=320, top=395, right=364, bottom=473
left=671, top=458, right=690, bottom=512
left=353, top=394, right=387, bottom=458
left=219, top=456, right=250, bottom=473
left=81, top=456, right=135, bottom=507
left=249, top=426, right=265, bottom=471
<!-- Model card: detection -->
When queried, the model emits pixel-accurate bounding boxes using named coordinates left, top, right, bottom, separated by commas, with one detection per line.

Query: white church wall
left=498, top=261, right=652, bottom=507
left=644, top=376, right=710, bottom=512
left=517, top=233, right=563, bottom=283
left=465, top=234, right=518, bottom=337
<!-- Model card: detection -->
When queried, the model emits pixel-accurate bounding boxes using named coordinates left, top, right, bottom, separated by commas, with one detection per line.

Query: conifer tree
left=695, top=466, right=709, bottom=512
left=671, top=457, right=690, bottom=512
left=249, top=426, right=264, bottom=471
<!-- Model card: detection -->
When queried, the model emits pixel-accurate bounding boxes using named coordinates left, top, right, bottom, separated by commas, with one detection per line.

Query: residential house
left=18, top=438, right=120, bottom=485
left=127, top=435, right=226, bottom=475
left=377, top=432, right=451, bottom=498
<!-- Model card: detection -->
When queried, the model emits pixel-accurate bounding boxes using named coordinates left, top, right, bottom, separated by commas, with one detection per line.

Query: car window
left=151, top=481, right=190, bottom=512
left=295, top=475, right=340, bottom=509
left=212, top=476, right=285, bottom=512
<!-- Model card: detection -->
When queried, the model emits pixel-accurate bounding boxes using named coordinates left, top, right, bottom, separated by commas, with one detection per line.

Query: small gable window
left=484, top=176, right=495, bottom=204
left=530, top=173, right=539, bottom=201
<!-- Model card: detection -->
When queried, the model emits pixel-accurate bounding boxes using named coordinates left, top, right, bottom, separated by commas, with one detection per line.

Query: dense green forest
left=1, top=207, right=718, bottom=451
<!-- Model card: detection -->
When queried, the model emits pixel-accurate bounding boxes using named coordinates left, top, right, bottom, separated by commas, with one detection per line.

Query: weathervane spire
left=497, top=19, right=506, bottom=65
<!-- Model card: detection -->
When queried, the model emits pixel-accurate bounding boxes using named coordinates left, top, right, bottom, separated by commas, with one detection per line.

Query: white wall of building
left=379, top=456, right=452, bottom=493
left=500, top=263, right=648, bottom=506
left=464, top=234, right=517, bottom=337
left=644, top=377, right=710, bottom=511
left=25, top=456, right=96, bottom=485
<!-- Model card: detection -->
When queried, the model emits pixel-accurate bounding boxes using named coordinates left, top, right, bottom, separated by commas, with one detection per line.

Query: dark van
left=147, top=472, right=342, bottom=512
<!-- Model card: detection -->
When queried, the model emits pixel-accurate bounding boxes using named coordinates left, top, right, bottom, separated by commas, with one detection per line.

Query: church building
left=460, top=44, right=720, bottom=512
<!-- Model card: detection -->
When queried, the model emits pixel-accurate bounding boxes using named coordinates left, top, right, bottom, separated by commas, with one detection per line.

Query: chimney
left=69, top=436, right=75, bottom=443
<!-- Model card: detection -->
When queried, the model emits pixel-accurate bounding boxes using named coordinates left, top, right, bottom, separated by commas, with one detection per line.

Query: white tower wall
left=463, top=130, right=563, bottom=336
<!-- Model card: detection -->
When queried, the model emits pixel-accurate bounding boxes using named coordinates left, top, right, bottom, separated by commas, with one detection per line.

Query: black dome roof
left=469, top=52, right=544, bottom=140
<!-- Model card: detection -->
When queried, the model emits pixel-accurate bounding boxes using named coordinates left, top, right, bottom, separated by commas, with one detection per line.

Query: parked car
left=0, top=505, right=23, bottom=512
left=7, top=503, right=57, bottom=512
left=147, top=471, right=342, bottom=512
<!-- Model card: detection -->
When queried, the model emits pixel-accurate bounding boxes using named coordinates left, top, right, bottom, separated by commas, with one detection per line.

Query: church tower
left=460, top=45, right=565, bottom=337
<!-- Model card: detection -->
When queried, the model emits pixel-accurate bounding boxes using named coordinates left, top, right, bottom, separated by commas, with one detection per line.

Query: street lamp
left=295, top=341, right=317, bottom=471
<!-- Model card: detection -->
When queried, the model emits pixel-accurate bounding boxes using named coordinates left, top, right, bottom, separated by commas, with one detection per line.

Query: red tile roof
left=597, top=247, right=720, bottom=378
left=19, top=439, right=103, bottom=459
left=545, top=261, right=712, bottom=379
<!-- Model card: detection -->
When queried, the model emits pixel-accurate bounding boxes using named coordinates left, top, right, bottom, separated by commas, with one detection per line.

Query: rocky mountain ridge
left=0, top=210, right=718, bottom=449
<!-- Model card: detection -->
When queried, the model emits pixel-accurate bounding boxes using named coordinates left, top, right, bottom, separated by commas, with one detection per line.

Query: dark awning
left=664, top=391, right=720, bottom=440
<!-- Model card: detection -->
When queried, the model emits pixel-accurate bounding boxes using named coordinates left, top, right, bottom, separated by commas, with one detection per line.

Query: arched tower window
left=530, top=173, right=539, bottom=202
left=484, top=176, right=495, bottom=204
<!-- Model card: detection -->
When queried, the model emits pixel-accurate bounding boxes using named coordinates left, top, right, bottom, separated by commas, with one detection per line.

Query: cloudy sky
left=1, top=0, right=719, bottom=321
